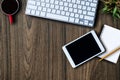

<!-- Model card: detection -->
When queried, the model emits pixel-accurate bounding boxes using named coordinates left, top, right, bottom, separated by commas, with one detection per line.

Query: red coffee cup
left=1, top=0, right=20, bottom=24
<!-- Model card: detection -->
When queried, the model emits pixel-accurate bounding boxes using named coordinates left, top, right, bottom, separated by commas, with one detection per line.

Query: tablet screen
left=66, top=33, right=101, bottom=65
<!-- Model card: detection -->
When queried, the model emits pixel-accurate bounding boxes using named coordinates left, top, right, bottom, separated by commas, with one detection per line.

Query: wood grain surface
left=0, top=0, right=120, bottom=80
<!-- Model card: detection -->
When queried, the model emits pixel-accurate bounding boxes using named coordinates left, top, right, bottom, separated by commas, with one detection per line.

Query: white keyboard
left=25, top=0, right=98, bottom=27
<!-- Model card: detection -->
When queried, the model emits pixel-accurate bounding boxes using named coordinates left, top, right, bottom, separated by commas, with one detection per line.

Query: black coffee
left=1, top=0, right=19, bottom=14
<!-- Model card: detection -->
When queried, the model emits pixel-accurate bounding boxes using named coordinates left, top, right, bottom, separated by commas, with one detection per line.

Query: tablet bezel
left=62, top=30, right=105, bottom=68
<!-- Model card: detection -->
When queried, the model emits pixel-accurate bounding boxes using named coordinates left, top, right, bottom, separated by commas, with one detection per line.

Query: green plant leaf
left=116, top=13, right=120, bottom=18
left=113, top=6, right=117, bottom=16
left=118, top=9, right=120, bottom=13
left=102, top=5, right=108, bottom=12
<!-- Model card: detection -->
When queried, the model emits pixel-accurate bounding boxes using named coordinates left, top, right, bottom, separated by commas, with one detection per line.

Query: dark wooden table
left=0, top=0, right=120, bottom=80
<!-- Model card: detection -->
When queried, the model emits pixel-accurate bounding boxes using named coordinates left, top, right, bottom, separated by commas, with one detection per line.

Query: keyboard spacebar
left=46, top=13, right=69, bottom=21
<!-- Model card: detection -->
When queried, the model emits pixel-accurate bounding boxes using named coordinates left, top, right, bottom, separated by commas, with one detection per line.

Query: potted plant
left=101, top=0, right=120, bottom=19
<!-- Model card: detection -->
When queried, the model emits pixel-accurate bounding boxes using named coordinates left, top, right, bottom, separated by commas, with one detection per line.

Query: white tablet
left=62, top=30, right=105, bottom=68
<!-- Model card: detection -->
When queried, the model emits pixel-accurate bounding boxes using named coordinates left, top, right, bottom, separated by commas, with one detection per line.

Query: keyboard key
left=59, top=2, right=64, bottom=5
left=73, top=4, right=77, bottom=8
left=26, top=9, right=31, bottom=15
left=69, top=8, right=73, bottom=12
left=46, top=0, right=50, bottom=3
left=69, top=17, right=75, bottom=22
left=38, top=7, right=42, bottom=10
left=27, top=5, right=37, bottom=9
left=52, top=9, right=56, bottom=14
left=72, top=0, right=76, bottom=3
left=81, top=1, right=85, bottom=5
left=64, top=7, right=69, bottom=11
left=86, top=2, right=90, bottom=6
left=69, top=3, right=73, bottom=7
left=78, top=5, right=82, bottom=9
left=90, top=3, right=97, bottom=7
left=78, top=10, right=82, bottom=14
left=70, top=13, right=74, bottom=17
left=80, top=21, right=84, bottom=24
left=43, top=8, right=47, bottom=11
left=41, top=3, right=45, bottom=7
left=89, top=23, right=93, bottom=26
left=50, top=4, right=54, bottom=8
left=88, top=0, right=92, bottom=2
left=93, top=0, right=97, bottom=3
left=92, top=8, right=96, bottom=12
left=55, top=1, right=59, bottom=4
left=41, top=0, right=45, bottom=2
left=75, top=14, right=79, bottom=17
left=40, top=12, right=46, bottom=17
left=46, top=4, right=50, bottom=7
left=46, top=13, right=69, bottom=21
left=75, top=18, right=79, bottom=23
left=60, top=6, right=64, bottom=10
left=35, top=11, right=40, bottom=16
left=84, top=20, right=89, bottom=25
left=66, top=12, right=70, bottom=16
left=64, top=2, right=68, bottom=6
left=83, top=6, right=87, bottom=10
left=61, top=11, right=65, bottom=15
left=36, top=2, right=40, bottom=6
left=84, top=16, right=94, bottom=20
left=56, top=10, right=61, bottom=14
left=88, top=12, right=95, bottom=16
left=55, top=5, right=59, bottom=9
left=50, top=0, right=55, bottom=4
left=28, top=1, right=36, bottom=5
left=83, top=11, right=87, bottom=15
left=87, top=7, right=91, bottom=11
left=47, top=8, right=51, bottom=12
left=73, top=9, right=77, bottom=13
left=80, top=15, right=83, bottom=19
left=31, top=10, right=35, bottom=15
left=67, top=0, right=71, bottom=2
